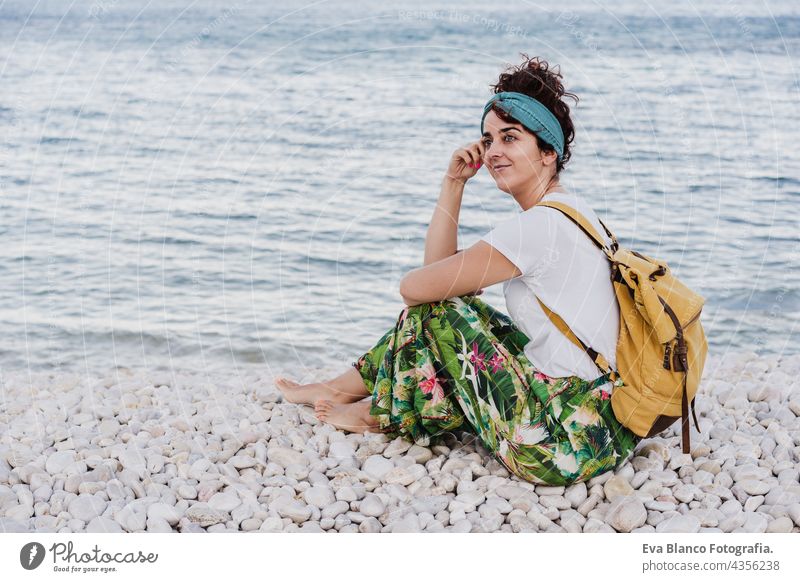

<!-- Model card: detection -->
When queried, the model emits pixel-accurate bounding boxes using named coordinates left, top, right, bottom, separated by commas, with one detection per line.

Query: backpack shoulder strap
left=533, top=200, right=620, bottom=380
left=536, top=201, right=613, bottom=255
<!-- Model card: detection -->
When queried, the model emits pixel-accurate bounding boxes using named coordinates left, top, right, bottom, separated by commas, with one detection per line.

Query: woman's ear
left=541, top=148, right=558, bottom=167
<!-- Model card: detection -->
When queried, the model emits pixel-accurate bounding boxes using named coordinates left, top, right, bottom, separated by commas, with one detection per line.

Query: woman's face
left=481, top=109, right=557, bottom=197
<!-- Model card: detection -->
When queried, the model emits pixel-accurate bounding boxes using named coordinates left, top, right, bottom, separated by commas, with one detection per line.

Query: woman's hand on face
left=446, top=140, right=486, bottom=184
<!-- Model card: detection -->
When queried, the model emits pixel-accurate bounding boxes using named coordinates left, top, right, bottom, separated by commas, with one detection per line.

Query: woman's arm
left=423, top=176, right=465, bottom=266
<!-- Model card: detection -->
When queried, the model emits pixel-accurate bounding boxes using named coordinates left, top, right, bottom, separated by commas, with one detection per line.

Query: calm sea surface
left=1, top=0, right=798, bottom=377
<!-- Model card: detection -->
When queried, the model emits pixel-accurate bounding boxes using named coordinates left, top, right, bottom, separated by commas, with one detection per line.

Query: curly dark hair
left=488, top=54, right=578, bottom=174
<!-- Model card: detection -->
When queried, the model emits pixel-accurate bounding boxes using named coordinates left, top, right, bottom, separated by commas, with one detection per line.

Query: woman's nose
left=484, top=148, right=500, bottom=163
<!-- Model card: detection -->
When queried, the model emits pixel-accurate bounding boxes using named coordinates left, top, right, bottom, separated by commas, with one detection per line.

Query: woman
left=275, top=55, right=641, bottom=486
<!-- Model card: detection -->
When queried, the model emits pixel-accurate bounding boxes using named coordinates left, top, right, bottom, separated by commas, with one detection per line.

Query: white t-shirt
left=480, top=191, right=619, bottom=388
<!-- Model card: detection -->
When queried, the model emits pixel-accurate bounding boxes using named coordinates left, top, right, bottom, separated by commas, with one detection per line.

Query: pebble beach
left=1, top=349, right=799, bottom=534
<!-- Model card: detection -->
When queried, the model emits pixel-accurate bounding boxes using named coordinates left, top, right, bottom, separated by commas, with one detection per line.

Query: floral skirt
left=352, top=295, right=642, bottom=486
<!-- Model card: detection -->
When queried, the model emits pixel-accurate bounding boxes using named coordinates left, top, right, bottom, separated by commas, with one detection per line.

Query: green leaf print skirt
left=352, top=295, right=642, bottom=486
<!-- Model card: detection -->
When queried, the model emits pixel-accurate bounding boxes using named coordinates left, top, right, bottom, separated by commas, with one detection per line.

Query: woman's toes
left=275, top=377, right=299, bottom=388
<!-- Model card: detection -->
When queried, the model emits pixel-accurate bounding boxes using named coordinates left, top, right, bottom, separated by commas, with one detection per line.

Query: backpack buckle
left=673, top=342, right=689, bottom=372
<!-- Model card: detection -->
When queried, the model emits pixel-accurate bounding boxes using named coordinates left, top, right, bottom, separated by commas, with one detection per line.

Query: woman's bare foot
left=314, top=399, right=386, bottom=434
left=274, top=368, right=370, bottom=406
left=273, top=377, right=356, bottom=406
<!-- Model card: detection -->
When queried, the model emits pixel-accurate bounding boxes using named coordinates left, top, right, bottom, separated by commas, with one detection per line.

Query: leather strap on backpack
left=597, top=218, right=619, bottom=253
left=682, top=375, right=691, bottom=454
left=659, top=298, right=702, bottom=453
left=681, top=373, right=701, bottom=454
left=679, top=342, right=701, bottom=454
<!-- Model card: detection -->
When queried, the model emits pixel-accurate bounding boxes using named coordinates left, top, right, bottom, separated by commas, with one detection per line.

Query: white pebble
left=392, top=514, right=422, bottom=532
left=605, top=496, right=647, bottom=533
left=46, top=451, right=77, bottom=475
left=208, top=492, right=241, bottom=513
left=68, top=495, right=107, bottom=523
left=362, top=455, right=394, bottom=480
left=277, top=500, right=311, bottom=524
left=303, top=486, right=335, bottom=508
left=564, top=482, right=588, bottom=508
left=86, top=516, right=124, bottom=533
left=766, top=517, right=793, bottom=533
left=656, top=515, right=701, bottom=533
left=740, top=479, right=771, bottom=496
left=147, top=503, right=182, bottom=525
left=359, top=494, right=385, bottom=518
left=267, top=446, right=307, bottom=468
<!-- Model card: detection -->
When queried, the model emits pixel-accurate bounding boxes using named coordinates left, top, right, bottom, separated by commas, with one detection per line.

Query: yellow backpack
left=534, top=201, right=708, bottom=454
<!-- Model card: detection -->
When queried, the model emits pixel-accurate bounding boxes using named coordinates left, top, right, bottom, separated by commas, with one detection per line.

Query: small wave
left=38, top=136, right=86, bottom=145
left=124, top=236, right=201, bottom=246
left=751, top=175, right=800, bottom=188
left=177, top=211, right=257, bottom=222
left=202, top=177, right=243, bottom=186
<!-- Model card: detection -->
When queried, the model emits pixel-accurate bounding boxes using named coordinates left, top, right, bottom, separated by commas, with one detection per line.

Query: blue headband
left=481, top=91, right=564, bottom=161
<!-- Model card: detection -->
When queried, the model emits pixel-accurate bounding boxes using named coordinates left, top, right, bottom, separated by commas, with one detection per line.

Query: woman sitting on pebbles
left=276, top=54, right=641, bottom=486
